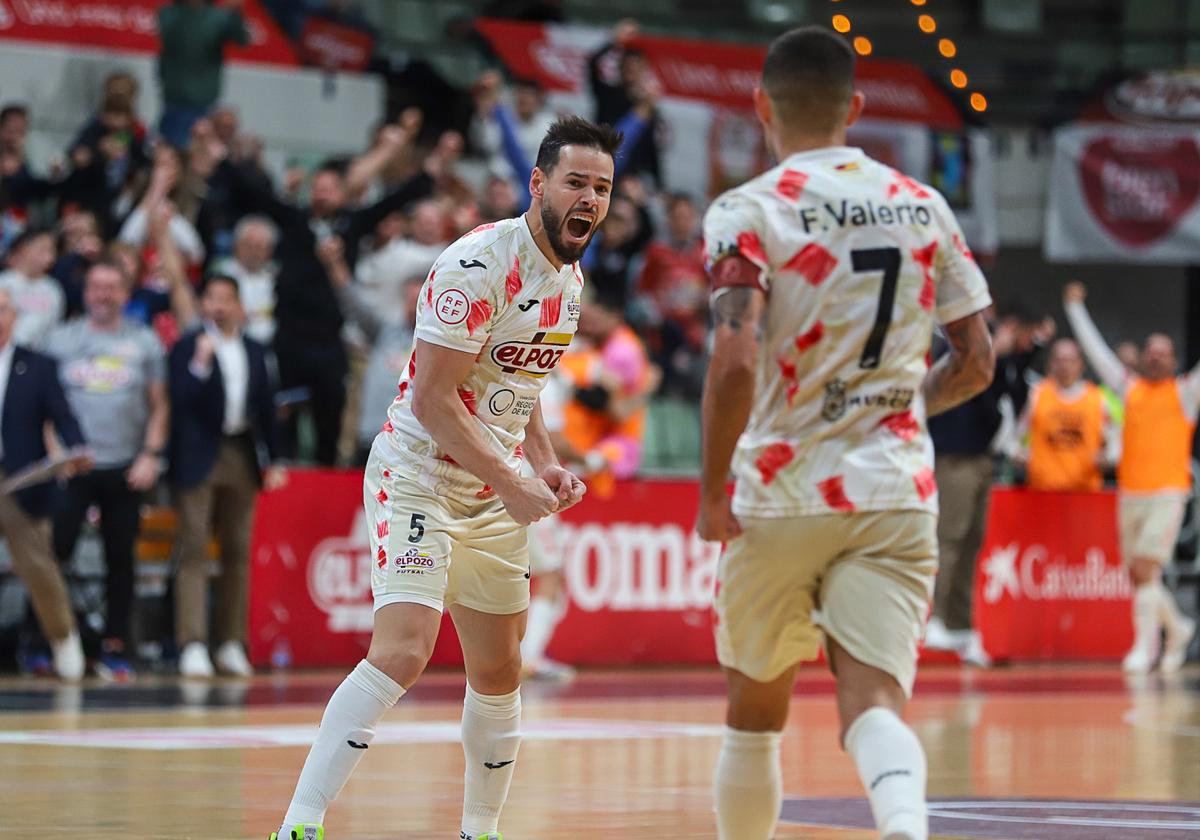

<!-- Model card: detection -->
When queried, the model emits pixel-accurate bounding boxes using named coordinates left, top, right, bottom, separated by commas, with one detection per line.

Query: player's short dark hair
left=762, top=26, right=856, bottom=131
left=534, top=115, right=623, bottom=176
left=203, top=272, right=241, bottom=298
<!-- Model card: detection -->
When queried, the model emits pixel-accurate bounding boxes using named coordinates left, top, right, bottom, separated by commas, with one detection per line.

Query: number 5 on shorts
left=408, top=513, right=426, bottom=543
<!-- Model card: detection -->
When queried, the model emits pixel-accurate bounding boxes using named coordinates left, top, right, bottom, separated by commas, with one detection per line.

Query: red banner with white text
left=247, top=472, right=719, bottom=668
left=974, top=487, right=1132, bottom=661
left=474, top=18, right=963, bottom=129
left=249, top=475, right=1134, bottom=668
left=0, top=0, right=297, bottom=67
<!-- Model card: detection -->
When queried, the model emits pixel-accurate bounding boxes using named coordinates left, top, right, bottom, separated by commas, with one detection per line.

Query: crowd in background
left=0, top=4, right=1193, bottom=679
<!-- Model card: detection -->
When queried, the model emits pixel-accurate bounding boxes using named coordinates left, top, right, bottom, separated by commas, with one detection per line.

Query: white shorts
left=527, top=515, right=564, bottom=575
left=365, top=450, right=531, bottom=615
left=715, top=511, right=936, bottom=697
left=1118, top=493, right=1187, bottom=565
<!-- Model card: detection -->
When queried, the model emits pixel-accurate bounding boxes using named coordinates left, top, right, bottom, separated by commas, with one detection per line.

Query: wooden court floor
left=0, top=664, right=1197, bottom=839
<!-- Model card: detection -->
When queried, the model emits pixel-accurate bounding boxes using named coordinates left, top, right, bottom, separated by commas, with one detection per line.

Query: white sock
left=1153, top=580, right=1187, bottom=636
left=520, top=596, right=562, bottom=664
left=1131, top=584, right=1161, bottom=652
left=461, top=684, right=522, bottom=838
left=713, top=727, right=782, bottom=840
left=844, top=707, right=928, bottom=840
left=280, top=660, right=404, bottom=834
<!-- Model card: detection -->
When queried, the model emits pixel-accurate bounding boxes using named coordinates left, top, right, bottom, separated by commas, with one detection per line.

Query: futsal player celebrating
left=696, top=27, right=995, bottom=840
left=270, top=115, right=619, bottom=840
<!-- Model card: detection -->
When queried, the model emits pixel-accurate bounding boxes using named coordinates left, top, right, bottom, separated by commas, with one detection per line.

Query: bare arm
left=344, top=113, right=419, bottom=201
left=1063, top=283, right=1127, bottom=394
left=411, top=339, right=558, bottom=524
left=700, top=283, right=765, bottom=503
left=523, top=400, right=559, bottom=475
left=153, top=202, right=198, bottom=329
left=126, top=379, right=169, bottom=491
left=924, top=310, right=995, bottom=417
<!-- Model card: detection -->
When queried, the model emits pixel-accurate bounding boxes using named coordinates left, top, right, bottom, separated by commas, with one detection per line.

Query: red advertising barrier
left=474, top=18, right=964, bottom=129
left=249, top=474, right=1133, bottom=668
left=248, top=472, right=718, bottom=668
left=974, top=487, right=1132, bottom=660
left=0, top=0, right=297, bottom=67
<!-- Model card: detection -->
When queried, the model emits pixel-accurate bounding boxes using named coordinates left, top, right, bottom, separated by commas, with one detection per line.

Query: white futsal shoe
left=1160, top=616, right=1196, bottom=674
left=215, top=640, right=254, bottom=677
left=179, top=641, right=215, bottom=678
left=51, top=632, right=85, bottom=681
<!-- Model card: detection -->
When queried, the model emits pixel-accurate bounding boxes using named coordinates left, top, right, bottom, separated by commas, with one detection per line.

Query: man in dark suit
left=0, top=288, right=90, bottom=680
left=169, top=274, right=285, bottom=678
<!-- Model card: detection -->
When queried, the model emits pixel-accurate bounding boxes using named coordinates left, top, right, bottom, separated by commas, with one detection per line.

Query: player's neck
left=772, top=131, right=848, bottom=160
left=523, top=209, right=565, bottom=271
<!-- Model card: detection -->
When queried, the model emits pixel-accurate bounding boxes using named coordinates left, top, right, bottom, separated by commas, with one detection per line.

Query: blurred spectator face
left=666, top=196, right=697, bottom=242
left=601, top=196, right=636, bottom=248
left=9, top=232, right=56, bottom=277
left=153, top=144, right=182, bottom=190
left=84, top=263, right=131, bottom=326
left=202, top=277, right=244, bottom=332
left=103, top=73, right=138, bottom=105
left=1116, top=341, right=1139, bottom=372
left=212, top=106, right=239, bottom=145
left=234, top=219, right=276, bottom=271
left=0, top=107, right=28, bottom=154
left=449, top=200, right=481, bottom=238
left=484, top=176, right=517, bottom=217
left=536, top=145, right=613, bottom=264
left=310, top=170, right=347, bottom=218
left=1048, top=339, right=1083, bottom=389
left=579, top=298, right=622, bottom=344
left=514, top=83, right=544, bottom=121
left=61, top=211, right=104, bottom=262
left=0, top=290, right=15, bottom=346
left=375, top=211, right=406, bottom=246
left=620, top=51, right=648, bottom=88
left=409, top=201, right=446, bottom=246
left=1141, top=334, right=1176, bottom=381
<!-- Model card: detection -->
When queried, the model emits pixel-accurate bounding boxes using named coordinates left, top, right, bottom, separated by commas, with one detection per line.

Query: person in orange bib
left=1013, top=338, right=1116, bottom=492
left=1064, top=282, right=1198, bottom=674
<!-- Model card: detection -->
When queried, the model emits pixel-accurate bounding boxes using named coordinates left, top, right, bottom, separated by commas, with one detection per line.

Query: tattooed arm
left=697, top=266, right=766, bottom=542
left=924, top=310, right=995, bottom=417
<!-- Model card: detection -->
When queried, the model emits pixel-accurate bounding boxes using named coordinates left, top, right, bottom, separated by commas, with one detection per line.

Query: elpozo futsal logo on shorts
left=490, top=332, right=572, bottom=377
left=393, top=547, right=435, bottom=575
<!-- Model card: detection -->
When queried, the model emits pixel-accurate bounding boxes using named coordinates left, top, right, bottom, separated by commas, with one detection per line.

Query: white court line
left=0, top=718, right=725, bottom=751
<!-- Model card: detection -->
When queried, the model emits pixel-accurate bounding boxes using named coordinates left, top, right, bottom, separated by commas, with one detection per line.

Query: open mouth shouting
left=563, top=210, right=597, bottom=246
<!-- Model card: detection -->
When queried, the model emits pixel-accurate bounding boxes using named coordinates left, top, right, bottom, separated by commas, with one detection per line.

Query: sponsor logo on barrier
left=981, top=542, right=1131, bottom=605
left=306, top=510, right=374, bottom=632
left=558, top=522, right=721, bottom=612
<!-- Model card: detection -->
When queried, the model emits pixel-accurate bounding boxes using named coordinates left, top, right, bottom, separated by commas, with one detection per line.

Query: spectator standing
left=471, top=73, right=557, bottom=182
left=1065, top=282, right=1198, bottom=673
left=581, top=193, right=653, bottom=313
left=635, top=192, right=707, bottom=396
left=212, top=215, right=278, bottom=345
left=354, top=199, right=446, bottom=325
left=1012, top=338, right=1115, bottom=492
left=44, top=262, right=168, bottom=680
left=0, top=288, right=90, bottom=680
left=318, top=236, right=422, bottom=463
left=118, top=145, right=206, bottom=270
left=52, top=210, right=105, bottom=317
left=156, top=0, right=249, bottom=148
left=169, top=274, right=285, bottom=678
left=200, top=122, right=444, bottom=465
left=0, top=228, right=65, bottom=348
left=925, top=310, right=1050, bottom=665
left=588, top=20, right=662, bottom=185
left=67, top=72, right=152, bottom=225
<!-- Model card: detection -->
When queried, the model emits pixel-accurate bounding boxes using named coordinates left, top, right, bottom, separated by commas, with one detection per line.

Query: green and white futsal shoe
left=269, top=826, right=323, bottom=840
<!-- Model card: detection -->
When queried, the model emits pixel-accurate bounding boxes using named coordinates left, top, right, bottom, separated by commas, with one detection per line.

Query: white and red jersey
left=374, top=215, right=583, bottom=504
left=703, top=146, right=992, bottom=518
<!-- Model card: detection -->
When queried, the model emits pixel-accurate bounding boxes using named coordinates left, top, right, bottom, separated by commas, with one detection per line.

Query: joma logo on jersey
left=490, top=332, right=572, bottom=377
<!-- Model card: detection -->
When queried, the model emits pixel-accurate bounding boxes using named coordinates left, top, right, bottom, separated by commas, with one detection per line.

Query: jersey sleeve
left=413, top=252, right=501, bottom=354
left=931, top=194, right=992, bottom=325
left=702, top=191, right=770, bottom=293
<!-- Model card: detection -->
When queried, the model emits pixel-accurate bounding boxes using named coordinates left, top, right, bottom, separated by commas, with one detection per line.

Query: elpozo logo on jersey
left=490, top=331, right=572, bottom=377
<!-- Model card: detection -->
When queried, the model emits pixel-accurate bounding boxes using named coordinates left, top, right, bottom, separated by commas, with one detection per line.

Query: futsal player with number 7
left=696, top=27, right=996, bottom=840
